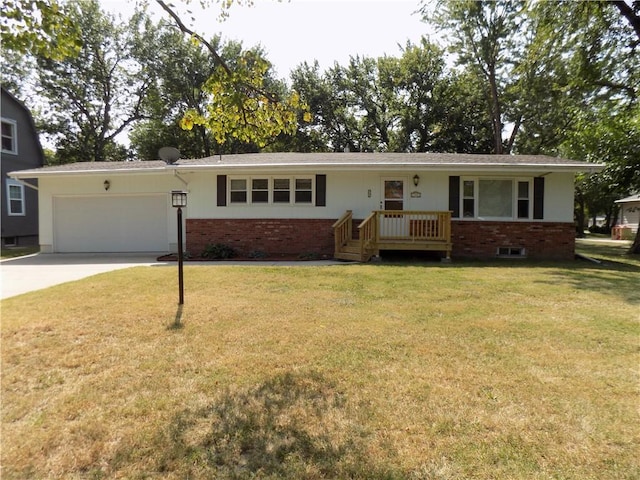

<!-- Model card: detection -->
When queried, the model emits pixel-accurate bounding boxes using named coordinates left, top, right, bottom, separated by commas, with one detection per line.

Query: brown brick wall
left=186, top=218, right=335, bottom=257
left=187, top=218, right=576, bottom=260
left=451, top=221, right=576, bottom=260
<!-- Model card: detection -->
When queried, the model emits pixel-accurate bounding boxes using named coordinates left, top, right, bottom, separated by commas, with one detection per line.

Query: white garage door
left=54, top=195, right=169, bottom=252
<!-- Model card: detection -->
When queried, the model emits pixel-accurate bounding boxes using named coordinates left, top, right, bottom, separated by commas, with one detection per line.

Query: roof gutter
left=8, top=177, right=39, bottom=191
left=170, top=162, right=605, bottom=174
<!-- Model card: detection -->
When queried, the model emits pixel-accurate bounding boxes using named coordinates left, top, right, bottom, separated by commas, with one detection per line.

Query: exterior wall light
left=104, top=180, right=111, bottom=191
left=413, top=174, right=420, bottom=187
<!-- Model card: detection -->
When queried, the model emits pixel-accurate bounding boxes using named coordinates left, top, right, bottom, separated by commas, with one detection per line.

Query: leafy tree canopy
left=1, top=0, right=81, bottom=60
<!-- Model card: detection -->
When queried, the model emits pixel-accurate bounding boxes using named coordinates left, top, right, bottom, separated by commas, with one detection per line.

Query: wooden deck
left=333, top=210, right=452, bottom=262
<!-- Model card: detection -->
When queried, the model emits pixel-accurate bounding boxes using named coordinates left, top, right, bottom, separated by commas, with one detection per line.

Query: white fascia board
left=9, top=167, right=169, bottom=179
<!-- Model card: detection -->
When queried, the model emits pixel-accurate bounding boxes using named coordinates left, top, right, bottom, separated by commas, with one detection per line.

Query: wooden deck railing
left=377, top=210, right=451, bottom=242
left=334, top=210, right=452, bottom=261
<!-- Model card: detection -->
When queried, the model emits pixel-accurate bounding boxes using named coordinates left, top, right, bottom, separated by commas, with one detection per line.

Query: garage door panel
left=54, top=195, right=168, bottom=252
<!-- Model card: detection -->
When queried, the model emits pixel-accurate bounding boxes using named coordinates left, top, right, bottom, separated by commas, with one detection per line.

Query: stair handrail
left=333, top=210, right=353, bottom=253
left=357, top=212, right=377, bottom=261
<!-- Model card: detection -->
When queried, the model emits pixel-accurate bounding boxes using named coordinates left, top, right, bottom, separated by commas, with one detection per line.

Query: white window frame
left=228, top=176, right=315, bottom=206
left=516, top=180, right=532, bottom=219
left=461, top=177, right=533, bottom=220
left=1, top=118, right=18, bottom=155
left=229, top=178, right=248, bottom=204
left=6, top=179, right=25, bottom=216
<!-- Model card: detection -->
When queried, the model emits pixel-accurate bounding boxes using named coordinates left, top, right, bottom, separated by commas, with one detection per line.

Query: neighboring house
left=9, top=152, right=601, bottom=260
left=613, top=194, right=640, bottom=240
left=1, top=87, right=44, bottom=248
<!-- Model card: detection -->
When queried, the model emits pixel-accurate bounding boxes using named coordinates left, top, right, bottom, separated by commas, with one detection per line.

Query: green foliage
left=129, top=29, right=272, bottom=158
left=180, top=50, right=308, bottom=148
left=287, top=39, right=494, bottom=153
left=1, top=0, right=81, bottom=60
left=201, top=243, right=237, bottom=259
left=35, top=0, right=155, bottom=163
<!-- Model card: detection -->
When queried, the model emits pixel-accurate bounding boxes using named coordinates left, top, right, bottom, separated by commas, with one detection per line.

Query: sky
left=101, top=0, right=433, bottom=79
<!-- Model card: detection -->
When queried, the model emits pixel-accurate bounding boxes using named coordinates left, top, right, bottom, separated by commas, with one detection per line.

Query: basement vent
left=3, top=237, right=17, bottom=247
left=497, top=247, right=526, bottom=258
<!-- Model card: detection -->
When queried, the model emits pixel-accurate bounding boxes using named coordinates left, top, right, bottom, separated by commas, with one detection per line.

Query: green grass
left=0, top=245, right=39, bottom=259
left=576, top=236, right=637, bottom=265
left=1, top=247, right=639, bottom=479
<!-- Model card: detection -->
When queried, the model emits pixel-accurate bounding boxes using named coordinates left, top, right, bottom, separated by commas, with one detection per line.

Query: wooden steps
left=334, top=240, right=367, bottom=262
left=333, top=210, right=453, bottom=263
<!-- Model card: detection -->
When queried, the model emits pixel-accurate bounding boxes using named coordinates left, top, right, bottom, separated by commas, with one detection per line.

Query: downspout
left=174, top=170, right=188, bottom=187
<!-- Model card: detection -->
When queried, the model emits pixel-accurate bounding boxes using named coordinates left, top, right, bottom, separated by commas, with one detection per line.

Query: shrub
left=201, top=243, right=237, bottom=260
left=588, top=225, right=611, bottom=234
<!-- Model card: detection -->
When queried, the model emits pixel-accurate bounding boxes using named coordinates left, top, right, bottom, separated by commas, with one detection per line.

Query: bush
left=201, top=243, right=237, bottom=259
left=588, top=225, right=611, bottom=235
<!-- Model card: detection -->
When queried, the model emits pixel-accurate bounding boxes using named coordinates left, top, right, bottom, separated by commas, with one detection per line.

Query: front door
left=380, top=178, right=407, bottom=238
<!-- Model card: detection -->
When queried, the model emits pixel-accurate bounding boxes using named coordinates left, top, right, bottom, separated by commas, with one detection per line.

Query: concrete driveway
left=0, top=254, right=347, bottom=299
left=1, top=253, right=167, bottom=299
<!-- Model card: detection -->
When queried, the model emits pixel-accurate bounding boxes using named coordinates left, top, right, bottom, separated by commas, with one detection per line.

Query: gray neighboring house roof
left=9, top=152, right=603, bottom=179
left=615, top=194, right=640, bottom=204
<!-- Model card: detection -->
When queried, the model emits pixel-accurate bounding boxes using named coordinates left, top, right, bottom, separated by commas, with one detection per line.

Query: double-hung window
left=1, top=119, right=17, bottom=154
left=517, top=181, right=530, bottom=219
left=273, top=178, right=291, bottom=203
left=294, top=178, right=313, bottom=204
left=6, top=179, right=25, bottom=216
left=230, top=179, right=248, bottom=203
left=251, top=179, right=269, bottom=203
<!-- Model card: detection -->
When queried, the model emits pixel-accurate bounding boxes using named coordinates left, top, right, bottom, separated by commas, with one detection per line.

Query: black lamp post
left=171, top=190, right=188, bottom=305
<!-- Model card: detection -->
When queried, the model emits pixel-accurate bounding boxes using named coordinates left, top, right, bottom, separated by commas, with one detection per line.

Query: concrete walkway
left=1, top=253, right=347, bottom=299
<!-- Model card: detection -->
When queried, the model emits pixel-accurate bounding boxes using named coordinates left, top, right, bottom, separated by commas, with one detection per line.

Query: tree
left=129, top=19, right=284, bottom=158
left=155, top=0, right=309, bottom=149
left=35, top=0, right=155, bottom=163
left=422, top=0, right=525, bottom=154
left=1, top=0, right=81, bottom=60
left=531, top=1, right=640, bottom=252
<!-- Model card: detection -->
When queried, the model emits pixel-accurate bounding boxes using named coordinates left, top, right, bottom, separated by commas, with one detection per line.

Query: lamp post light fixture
left=171, top=190, right=188, bottom=305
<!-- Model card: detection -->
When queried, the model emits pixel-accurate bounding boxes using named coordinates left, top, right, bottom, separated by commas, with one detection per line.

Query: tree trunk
left=488, top=67, right=503, bottom=154
left=629, top=228, right=640, bottom=254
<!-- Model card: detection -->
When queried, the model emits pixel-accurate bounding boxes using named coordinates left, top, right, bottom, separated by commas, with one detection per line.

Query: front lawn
left=0, top=245, right=39, bottom=259
left=1, top=253, right=638, bottom=479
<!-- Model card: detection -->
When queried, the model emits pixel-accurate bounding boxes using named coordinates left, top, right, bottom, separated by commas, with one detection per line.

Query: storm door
left=380, top=178, right=407, bottom=238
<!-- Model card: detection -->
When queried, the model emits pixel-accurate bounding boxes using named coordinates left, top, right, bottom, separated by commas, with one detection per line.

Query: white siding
left=38, top=173, right=184, bottom=253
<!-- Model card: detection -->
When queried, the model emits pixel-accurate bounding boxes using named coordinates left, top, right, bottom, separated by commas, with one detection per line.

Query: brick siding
left=187, top=218, right=576, bottom=260
left=186, top=218, right=335, bottom=257
left=451, top=221, right=576, bottom=260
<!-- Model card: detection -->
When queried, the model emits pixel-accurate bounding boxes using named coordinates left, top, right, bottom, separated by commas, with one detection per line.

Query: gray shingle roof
left=176, top=152, right=596, bottom=168
left=9, top=153, right=602, bottom=178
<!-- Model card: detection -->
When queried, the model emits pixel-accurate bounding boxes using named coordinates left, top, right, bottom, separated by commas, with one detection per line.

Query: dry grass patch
left=1, top=257, right=639, bottom=479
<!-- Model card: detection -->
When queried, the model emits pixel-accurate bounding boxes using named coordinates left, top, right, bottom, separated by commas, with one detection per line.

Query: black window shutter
left=316, top=174, right=326, bottom=207
left=449, top=176, right=460, bottom=218
left=533, top=177, right=545, bottom=219
left=217, top=175, right=227, bottom=207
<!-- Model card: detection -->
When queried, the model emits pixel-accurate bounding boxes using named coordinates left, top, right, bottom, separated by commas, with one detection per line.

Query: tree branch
left=154, top=0, right=231, bottom=75
left=154, top=0, right=279, bottom=104
left=610, top=0, right=640, bottom=41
